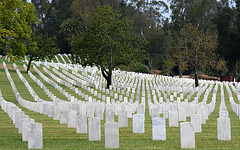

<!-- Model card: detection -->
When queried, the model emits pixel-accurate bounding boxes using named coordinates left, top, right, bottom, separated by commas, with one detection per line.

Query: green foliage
left=26, top=33, right=59, bottom=72
left=73, top=4, right=145, bottom=88
left=214, top=1, right=240, bottom=80
left=0, top=0, right=38, bottom=56
left=170, top=0, right=218, bottom=33
left=172, top=23, right=224, bottom=86
left=70, top=0, right=120, bottom=32
left=40, top=0, right=74, bottom=54
left=129, top=62, right=149, bottom=74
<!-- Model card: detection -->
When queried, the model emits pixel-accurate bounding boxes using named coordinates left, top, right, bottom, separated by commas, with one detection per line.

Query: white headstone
left=105, top=122, right=119, bottom=148
left=169, top=110, right=179, bottom=127
left=118, top=110, right=128, bottom=127
left=67, top=110, right=76, bottom=128
left=217, top=117, right=231, bottom=140
left=152, top=117, right=166, bottom=140
left=106, top=107, right=114, bottom=122
left=88, top=117, right=101, bottom=141
left=180, top=122, right=195, bottom=149
left=59, top=110, right=68, bottom=124
left=190, top=114, right=201, bottom=133
left=133, top=114, right=144, bottom=133
left=28, top=123, right=43, bottom=149
left=76, top=115, right=87, bottom=133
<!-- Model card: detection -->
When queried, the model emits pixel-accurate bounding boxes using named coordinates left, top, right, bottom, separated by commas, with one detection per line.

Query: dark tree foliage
left=214, top=0, right=240, bottom=81
left=73, top=5, right=145, bottom=88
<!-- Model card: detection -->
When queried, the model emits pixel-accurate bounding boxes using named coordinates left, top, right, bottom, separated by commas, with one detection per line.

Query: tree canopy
left=172, top=23, right=224, bottom=86
left=0, top=0, right=38, bottom=56
left=73, top=4, right=145, bottom=88
left=26, top=32, right=59, bottom=72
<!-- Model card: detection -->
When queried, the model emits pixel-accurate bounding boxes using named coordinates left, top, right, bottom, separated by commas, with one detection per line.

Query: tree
left=42, top=0, right=74, bottom=54
left=70, top=0, right=120, bottom=32
left=60, top=18, right=81, bottom=63
left=173, top=24, right=224, bottom=87
left=214, top=0, right=240, bottom=81
left=26, top=33, right=59, bottom=72
left=144, top=26, right=170, bottom=74
left=127, top=0, right=169, bottom=74
left=73, top=5, right=145, bottom=88
left=170, top=0, right=218, bottom=34
left=0, top=0, right=38, bottom=56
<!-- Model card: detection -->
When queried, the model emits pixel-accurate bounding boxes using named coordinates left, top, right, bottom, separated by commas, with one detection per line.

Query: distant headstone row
left=0, top=89, right=42, bottom=149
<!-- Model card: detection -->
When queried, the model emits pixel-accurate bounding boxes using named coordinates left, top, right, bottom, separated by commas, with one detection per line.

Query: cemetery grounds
left=0, top=55, right=240, bottom=149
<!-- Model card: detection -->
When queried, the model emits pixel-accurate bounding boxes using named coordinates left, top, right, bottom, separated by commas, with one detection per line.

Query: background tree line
left=1, top=0, right=240, bottom=87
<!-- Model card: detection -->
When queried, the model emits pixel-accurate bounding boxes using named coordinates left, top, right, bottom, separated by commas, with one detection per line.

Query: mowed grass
left=0, top=58, right=240, bottom=149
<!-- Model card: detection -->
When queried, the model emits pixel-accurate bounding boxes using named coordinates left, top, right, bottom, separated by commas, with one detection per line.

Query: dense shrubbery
left=129, top=63, right=149, bottom=74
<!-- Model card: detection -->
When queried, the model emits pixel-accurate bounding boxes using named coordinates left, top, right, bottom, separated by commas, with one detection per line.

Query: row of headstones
left=58, top=54, right=67, bottom=64
left=225, top=80, right=240, bottom=140
left=4, top=61, right=121, bottom=148
left=7, top=62, right=145, bottom=130
left=42, top=65, right=93, bottom=102
left=151, top=83, right=219, bottom=148
left=39, top=61, right=215, bottom=114
left=43, top=59, right=208, bottom=106
left=149, top=92, right=216, bottom=127
left=228, top=82, right=240, bottom=101
left=38, top=64, right=135, bottom=104
left=5, top=63, right=146, bottom=150
left=54, top=55, right=61, bottom=64
left=110, top=70, right=198, bottom=92
left=31, top=62, right=143, bottom=118
left=217, top=84, right=231, bottom=141
left=15, top=63, right=55, bottom=103
left=51, top=60, right=195, bottom=98
left=55, top=64, right=195, bottom=105
left=5, top=59, right=227, bottom=149
left=64, top=54, right=72, bottom=64
left=0, top=90, right=42, bottom=149
left=174, top=82, right=233, bottom=148
left=22, top=64, right=65, bottom=103
left=32, top=64, right=77, bottom=102
left=225, top=82, right=240, bottom=117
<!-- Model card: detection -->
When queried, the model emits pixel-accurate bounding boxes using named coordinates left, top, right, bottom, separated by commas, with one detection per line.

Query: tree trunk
left=70, top=34, right=75, bottom=64
left=179, top=65, right=182, bottom=78
left=101, top=67, right=112, bottom=89
left=234, top=59, right=238, bottom=82
left=71, top=51, right=74, bottom=64
left=27, top=57, right=33, bottom=73
left=195, top=67, right=199, bottom=87
left=106, top=71, right=112, bottom=89
left=148, top=52, right=152, bottom=74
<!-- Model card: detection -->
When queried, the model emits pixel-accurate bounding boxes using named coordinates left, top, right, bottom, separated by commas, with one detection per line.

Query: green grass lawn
left=0, top=58, right=240, bottom=149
